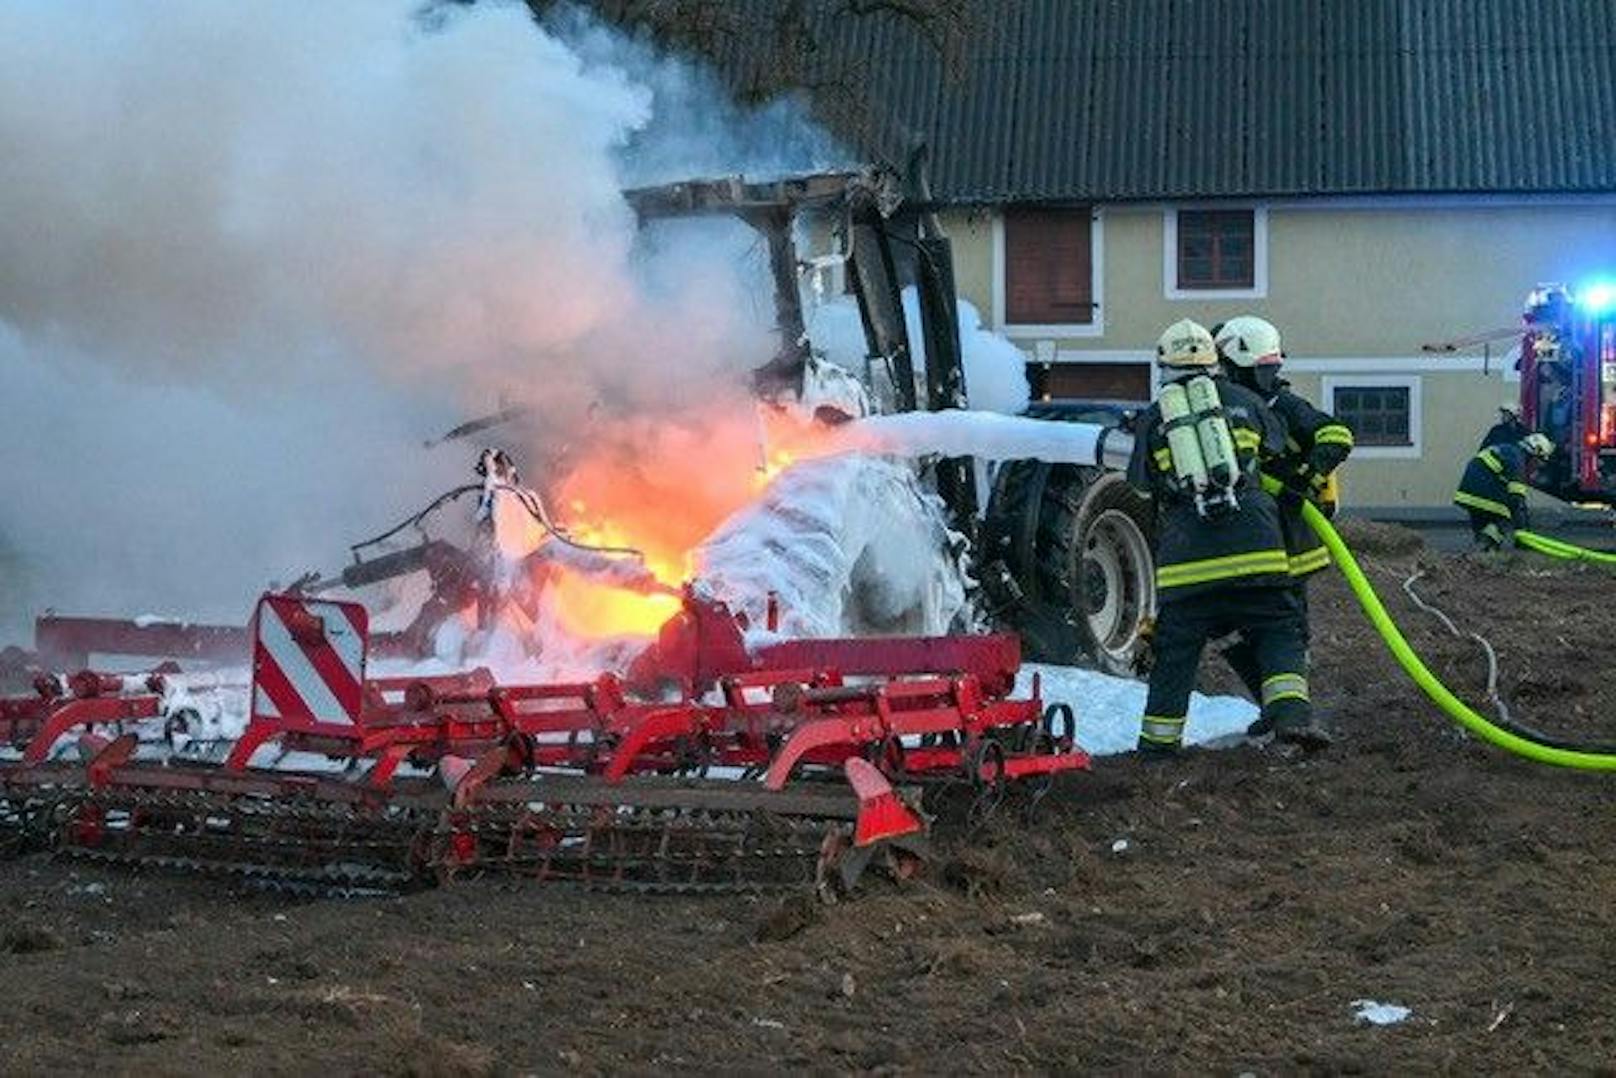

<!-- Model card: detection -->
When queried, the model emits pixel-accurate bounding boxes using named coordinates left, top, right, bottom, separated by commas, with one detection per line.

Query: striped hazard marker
left=249, top=594, right=369, bottom=729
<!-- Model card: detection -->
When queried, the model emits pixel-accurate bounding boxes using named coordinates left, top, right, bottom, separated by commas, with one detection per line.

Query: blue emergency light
left=1579, top=279, right=1616, bottom=314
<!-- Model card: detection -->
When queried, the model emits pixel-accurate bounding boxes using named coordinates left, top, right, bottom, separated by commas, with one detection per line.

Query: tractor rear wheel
left=984, top=464, right=1155, bottom=675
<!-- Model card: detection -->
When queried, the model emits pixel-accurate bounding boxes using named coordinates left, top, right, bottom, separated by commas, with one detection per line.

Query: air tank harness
left=1159, top=375, right=1240, bottom=518
left=1269, top=477, right=1616, bottom=771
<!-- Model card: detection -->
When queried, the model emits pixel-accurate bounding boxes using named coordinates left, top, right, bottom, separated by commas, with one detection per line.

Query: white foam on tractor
left=692, top=455, right=970, bottom=640
left=1023, top=664, right=1258, bottom=756
left=804, top=290, right=1031, bottom=416
left=828, top=411, right=1107, bottom=466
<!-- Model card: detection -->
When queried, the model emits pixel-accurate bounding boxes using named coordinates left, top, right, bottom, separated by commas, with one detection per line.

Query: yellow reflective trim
left=1157, top=550, right=1289, bottom=582
left=1153, top=447, right=1173, bottom=471
left=1157, top=550, right=1287, bottom=581
left=1157, top=549, right=1289, bottom=588
left=1454, top=490, right=1511, bottom=517
left=1138, top=730, right=1182, bottom=746
left=1314, top=425, right=1354, bottom=447
left=1141, top=715, right=1186, bottom=740
left=1507, top=481, right=1528, bottom=495
left=1233, top=429, right=1261, bottom=451
left=1478, top=449, right=1504, bottom=474
left=1287, top=547, right=1333, bottom=575
left=1260, top=673, right=1309, bottom=706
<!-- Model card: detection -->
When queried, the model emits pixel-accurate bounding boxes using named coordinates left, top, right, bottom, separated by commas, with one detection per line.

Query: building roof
left=713, top=0, right=1616, bottom=203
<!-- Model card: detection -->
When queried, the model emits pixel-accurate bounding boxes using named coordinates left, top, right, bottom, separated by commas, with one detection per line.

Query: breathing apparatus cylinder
left=1186, top=375, right=1238, bottom=493
left=1159, top=382, right=1208, bottom=489
left=1159, top=376, right=1240, bottom=516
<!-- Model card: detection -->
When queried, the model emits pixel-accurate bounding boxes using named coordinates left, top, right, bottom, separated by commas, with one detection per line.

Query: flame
left=539, top=406, right=837, bottom=640
left=545, top=517, right=683, bottom=638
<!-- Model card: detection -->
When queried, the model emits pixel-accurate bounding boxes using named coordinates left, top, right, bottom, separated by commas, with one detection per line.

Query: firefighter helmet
left=1213, top=316, right=1283, bottom=369
left=1521, top=432, right=1554, bottom=460
left=1524, top=283, right=1572, bottom=324
left=1155, top=319, right=1217, bottom=370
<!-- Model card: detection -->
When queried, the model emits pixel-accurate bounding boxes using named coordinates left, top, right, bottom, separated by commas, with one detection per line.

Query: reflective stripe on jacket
left=1454, top=444, right=1528, bottom=525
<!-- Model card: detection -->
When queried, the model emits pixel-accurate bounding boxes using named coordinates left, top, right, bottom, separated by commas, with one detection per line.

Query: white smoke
left=0, top=0, right=828, bottom=643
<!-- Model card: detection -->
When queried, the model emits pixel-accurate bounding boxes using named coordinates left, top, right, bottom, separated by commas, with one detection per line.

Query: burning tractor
left=618, top=166, right=1154, bottom=675
left=0, top=165, right=1153, bottom=895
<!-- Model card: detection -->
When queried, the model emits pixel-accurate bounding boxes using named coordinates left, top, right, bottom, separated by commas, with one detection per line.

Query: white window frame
left=1163, top=205, right=1269, bottom=300
left=1321, top=373, right=1423, bottom=460
left=992, top=206, right=1105, bottom=339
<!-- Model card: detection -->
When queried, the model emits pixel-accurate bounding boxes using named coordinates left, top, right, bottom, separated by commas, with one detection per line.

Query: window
left=1163, top=206, right=1268, bottom=299
left=1177, top=210, right=1253, bottom=289
left=1002, top=207, right=1096, bottom=327
left=1029, top=362, right=1151, bottom=402
left=1322, top=374, right=1422, bottom=459
left=1333, top=386, right=1410, bottom=445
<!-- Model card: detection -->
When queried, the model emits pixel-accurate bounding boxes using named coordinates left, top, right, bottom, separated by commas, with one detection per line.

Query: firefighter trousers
left=1466, top=508, right=1509, bottom=550
left=1221, top=582, right=1310, bottom=699
left=1139, top=587, right=1311, bottom=749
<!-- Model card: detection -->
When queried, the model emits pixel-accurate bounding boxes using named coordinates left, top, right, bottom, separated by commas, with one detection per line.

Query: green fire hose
left=1515, top=529, right=1616, bottom=565
left=1288, top=490, right=1616, bottom=770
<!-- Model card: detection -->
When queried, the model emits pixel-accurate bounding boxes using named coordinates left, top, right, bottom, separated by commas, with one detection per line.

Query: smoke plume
left=0, top=1, right=831, bottom=642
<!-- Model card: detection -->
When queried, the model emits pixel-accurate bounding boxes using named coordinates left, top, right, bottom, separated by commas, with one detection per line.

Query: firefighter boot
left=1275, top=715, right=1332, bottom=750
left=1262, top=674, right=1332, bottom=750
left=1135, top=736, right=1182, bottom=761
left=1136, top=714, right=1186, bottom=760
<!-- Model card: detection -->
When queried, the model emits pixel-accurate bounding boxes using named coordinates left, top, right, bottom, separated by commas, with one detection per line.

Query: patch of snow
left=1351, top=1000, right=1412, bottom=1026
left=1021, top=664, right=1257, bottom=756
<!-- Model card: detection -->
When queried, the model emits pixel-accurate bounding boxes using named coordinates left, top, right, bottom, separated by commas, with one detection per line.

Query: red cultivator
left=1, top=591, right=1088, bottom=896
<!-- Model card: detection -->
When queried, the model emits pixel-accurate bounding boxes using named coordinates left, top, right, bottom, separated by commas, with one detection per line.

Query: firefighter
left=1479, top=402, right=1529, bottom=450
left=1126, top=320, right=1331, bottom=755
left=1454, top=432, right=1554, bottom=550
left=1209, top=316, right=1354, bottom=736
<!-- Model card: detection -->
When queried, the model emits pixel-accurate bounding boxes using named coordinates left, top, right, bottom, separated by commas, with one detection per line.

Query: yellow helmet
left=1521, top=432, right=1554, bottom=460
left=1155, top=319, right=1217, bottom=370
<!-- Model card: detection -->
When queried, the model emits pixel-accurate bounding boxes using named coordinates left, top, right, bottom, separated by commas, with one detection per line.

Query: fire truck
left=1517, top=282, right=1616, bottom=504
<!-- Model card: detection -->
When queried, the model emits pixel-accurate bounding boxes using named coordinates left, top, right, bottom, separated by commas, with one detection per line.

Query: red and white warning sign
left=249, top=594, right=368, bottom=728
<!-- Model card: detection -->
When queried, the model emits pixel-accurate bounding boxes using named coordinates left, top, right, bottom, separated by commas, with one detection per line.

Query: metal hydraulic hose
left=1292, top=493, right=1616, bottom=770
left=1515, top=529, right=1616, bottom=566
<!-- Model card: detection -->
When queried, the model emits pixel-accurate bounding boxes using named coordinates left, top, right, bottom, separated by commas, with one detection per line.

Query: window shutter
left=1005, top=207, right=1093, bottom=325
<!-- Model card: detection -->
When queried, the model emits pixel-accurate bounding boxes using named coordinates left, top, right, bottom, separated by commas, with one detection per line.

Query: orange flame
left=541, top=407, right=835, bottom=640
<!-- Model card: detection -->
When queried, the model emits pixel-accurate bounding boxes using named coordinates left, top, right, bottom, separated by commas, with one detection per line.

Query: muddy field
left=5, top=528, right=1616, bottom=1075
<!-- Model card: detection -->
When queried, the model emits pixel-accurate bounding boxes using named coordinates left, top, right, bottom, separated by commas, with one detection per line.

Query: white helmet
left=1498, top=401, right=1521, bottom=419
left=1213, top=315, right=1283, bottom=369
left=1155, top=319, right=1217, bottom=370
left=1521, top=432, right=1554, bottom=460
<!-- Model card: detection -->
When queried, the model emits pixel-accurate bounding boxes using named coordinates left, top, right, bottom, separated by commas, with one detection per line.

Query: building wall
left=939, top=199, right=1616, bottom=510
